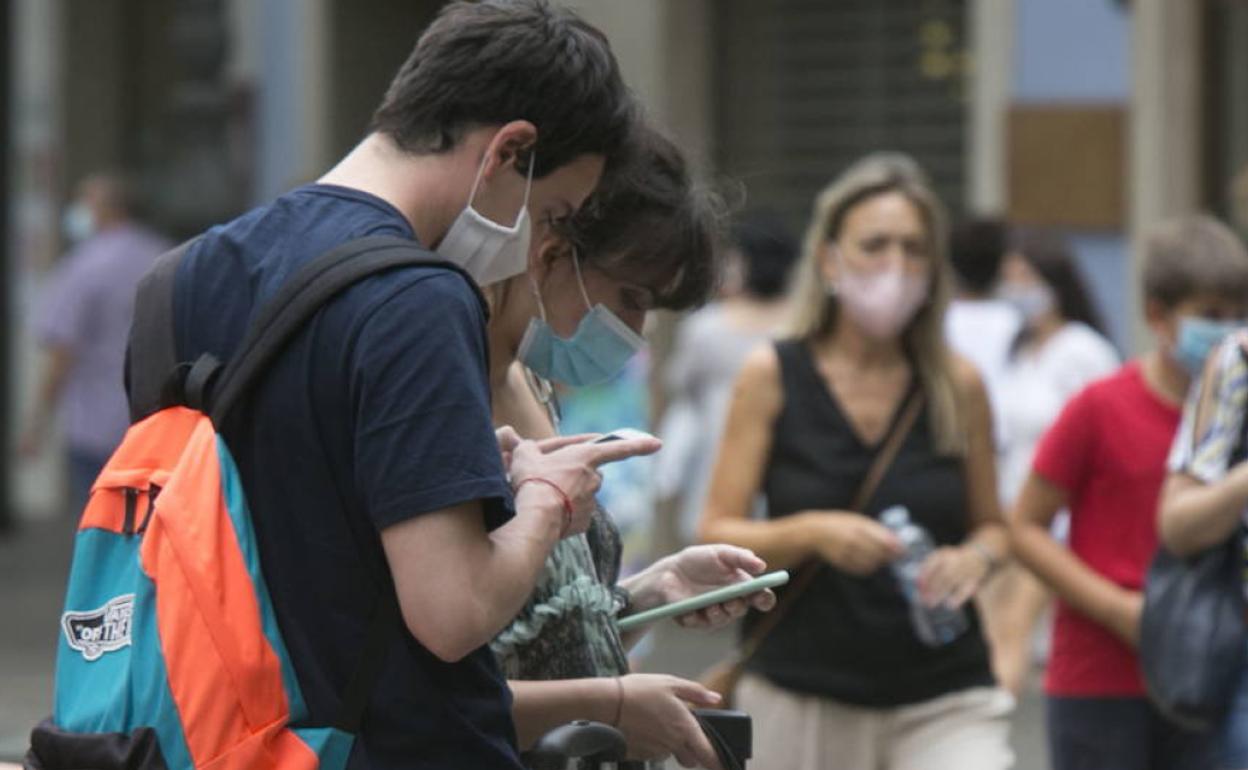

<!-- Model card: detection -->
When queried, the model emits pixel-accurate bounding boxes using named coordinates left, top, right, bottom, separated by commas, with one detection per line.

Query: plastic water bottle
left=880, top=505, right=969, bottom=647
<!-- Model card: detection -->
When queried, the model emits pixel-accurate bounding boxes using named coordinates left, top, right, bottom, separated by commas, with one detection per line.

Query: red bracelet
left=515, top=477, right=574, bottom=536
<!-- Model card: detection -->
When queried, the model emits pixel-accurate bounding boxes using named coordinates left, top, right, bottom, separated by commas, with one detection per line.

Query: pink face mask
left=833, top=259, right=930, bottom=339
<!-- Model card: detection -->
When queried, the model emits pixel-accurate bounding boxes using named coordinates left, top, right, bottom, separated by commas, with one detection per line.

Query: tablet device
left=616, top=570, right=789, bottom=632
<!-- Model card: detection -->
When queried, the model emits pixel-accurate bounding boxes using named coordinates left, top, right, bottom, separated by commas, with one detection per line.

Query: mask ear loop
left=570, top=249, right=594, bottom=312
left=519, top=150, right=535, bottom=210
left=527, top=249, right=551, bottom=324
left=464, top=152, right=490, bottom=211
left=467, top=146, right=536, bottom=227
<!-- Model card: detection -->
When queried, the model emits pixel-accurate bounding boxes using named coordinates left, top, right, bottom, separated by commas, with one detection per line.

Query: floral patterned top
left=1168, top=331, right=1248, bottom=593
left=492, top=509, right=631, bottom=679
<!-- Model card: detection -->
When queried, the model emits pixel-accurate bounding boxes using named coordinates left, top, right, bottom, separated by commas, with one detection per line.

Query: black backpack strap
left=125, top=239, right=197, bottom=422
left=205, top=234, right=484, bottom=425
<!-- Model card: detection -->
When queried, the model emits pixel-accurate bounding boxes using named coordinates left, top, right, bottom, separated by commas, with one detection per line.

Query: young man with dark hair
left=162, top=2, right=651, bottom=767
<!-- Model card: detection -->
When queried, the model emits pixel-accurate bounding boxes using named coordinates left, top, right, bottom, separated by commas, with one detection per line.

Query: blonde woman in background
left=699, top=160, right=1014, bottom=770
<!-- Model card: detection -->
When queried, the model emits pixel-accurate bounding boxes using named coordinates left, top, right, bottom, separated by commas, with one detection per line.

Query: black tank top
left=744, top=339, right=994, bottom=706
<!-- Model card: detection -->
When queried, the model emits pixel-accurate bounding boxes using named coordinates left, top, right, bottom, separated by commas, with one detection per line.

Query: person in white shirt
left=945, top=218, right=1022, bottom=449
left=983, top=230, right=1119, bottom=695
left=658, top=210, right=800, bottom=541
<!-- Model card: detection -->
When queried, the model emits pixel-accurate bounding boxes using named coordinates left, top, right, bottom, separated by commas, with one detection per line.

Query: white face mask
left=435, top=151, right=535, bottom=287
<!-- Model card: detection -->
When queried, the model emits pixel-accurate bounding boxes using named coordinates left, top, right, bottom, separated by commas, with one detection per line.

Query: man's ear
left=481, top=121, right=538, bottom=182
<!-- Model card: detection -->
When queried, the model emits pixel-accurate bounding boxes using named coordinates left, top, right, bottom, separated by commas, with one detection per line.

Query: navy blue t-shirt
left=173, top=184, right=523, bottom=769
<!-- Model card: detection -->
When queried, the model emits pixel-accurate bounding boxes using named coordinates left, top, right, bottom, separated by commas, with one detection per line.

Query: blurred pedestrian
left=490, top=127, right=775, bottom=770
left=699, top=159, right=1013, bottom=770
left=1157, top=238, right=1248, bottom=770
left=1012, top=215, right=1247, bottom=770
left=19, top=172, right=170, bottom=512
left=945, top=217, right=1020, bottom=448
left=984, top=231, right=1119, bottom=695
left=657, top=209, right=799, bottom=542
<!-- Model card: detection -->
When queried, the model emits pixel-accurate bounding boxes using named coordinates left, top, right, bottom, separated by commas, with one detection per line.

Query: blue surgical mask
left=61, top=202, right=94, bottom=243
left=998, top=282, right=1055, bottom=324
left=518, top=255, right=646, bottom=387
left=1175, top=316, right=1242, bottom=374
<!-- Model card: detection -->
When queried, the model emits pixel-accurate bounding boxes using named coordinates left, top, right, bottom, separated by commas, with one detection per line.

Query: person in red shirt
left=1010, top=214, right=1248, bottom=770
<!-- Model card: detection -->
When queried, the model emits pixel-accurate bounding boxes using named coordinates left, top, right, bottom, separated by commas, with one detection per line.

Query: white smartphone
left=615, top=570, right=790, bottom=632
left=592, top=428, right=657, bottom=444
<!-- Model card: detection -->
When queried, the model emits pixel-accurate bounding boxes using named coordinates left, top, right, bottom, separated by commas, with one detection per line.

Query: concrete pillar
left=11, top=0, right=64, bottom=519
left=967, top=0, right=1014, bottom=214
left=1129, top=0, right=1202, bottom=350
left=255, top=0, right=331, bottom=202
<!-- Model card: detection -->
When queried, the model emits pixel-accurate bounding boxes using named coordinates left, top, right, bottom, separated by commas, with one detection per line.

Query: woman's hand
left=616, top=674, right=724, bottom=769
left=810, top=511, right=903, bottom=575
left=625, top=545, right=777, bottom=629
left=917, top=545, right=992, bottom=609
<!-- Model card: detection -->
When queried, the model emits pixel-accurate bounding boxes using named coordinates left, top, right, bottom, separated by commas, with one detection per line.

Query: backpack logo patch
left=62, top=594, right=135, bottom=661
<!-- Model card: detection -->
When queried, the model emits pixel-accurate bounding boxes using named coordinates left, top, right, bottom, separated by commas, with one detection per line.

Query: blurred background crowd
left=3, top=1, right=1248, bottom=768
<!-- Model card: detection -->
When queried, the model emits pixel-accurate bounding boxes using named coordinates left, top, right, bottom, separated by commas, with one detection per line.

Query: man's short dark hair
left=372, top=0, right=636, bottom=177
left=733, top=210, right=798, bottom=299
left=949, top=218, right=1007, bottom=295
left=1143, top=214, right=1248, bottom=308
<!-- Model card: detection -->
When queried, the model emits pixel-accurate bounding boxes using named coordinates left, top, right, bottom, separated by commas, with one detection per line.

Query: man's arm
left=382, top=434, right=659, bottom=662
left=19, top=345, right=74, bottom=457
left=382, top=488, right=562, bottom=662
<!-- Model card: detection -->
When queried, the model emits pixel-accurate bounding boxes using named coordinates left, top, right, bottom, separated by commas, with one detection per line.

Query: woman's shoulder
left=1055, top=321, right=1116, bottom=352
left=732, top=340, right=788, bottom=415
left=1052, top=322, right=1119, bottom=366
left=948, top=351, right=989, bottom=403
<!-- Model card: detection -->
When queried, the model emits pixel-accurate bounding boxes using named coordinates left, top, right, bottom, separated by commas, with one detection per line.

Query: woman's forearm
left=966, top=521, right=1010, bottom=568
left=1159, top=467, right=1248, bottom=556
left=699, top=512, right=821, bottom=570
left=509, top=678, right=618, bottom=750
left=1013, top=519, right=1132, bottom=632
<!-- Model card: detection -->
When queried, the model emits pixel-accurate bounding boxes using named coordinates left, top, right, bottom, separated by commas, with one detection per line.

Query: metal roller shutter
left=713, top=0, right=968, bottom=230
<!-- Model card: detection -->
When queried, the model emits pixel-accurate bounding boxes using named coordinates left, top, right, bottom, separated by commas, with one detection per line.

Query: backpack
left=25, top=236, right=473, bottom=770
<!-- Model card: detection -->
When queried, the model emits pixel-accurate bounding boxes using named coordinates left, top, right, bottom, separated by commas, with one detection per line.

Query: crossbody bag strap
left=734, top=387, right=925, bottom=664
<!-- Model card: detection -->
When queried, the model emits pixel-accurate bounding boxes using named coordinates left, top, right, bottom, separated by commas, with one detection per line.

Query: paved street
left=0, top=517, right=73, bottom=761
left=0, top=519, right=1049, bottom=768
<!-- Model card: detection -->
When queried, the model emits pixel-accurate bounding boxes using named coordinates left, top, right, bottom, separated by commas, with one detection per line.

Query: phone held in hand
left=616, top=570, right=790, bottom=632
left=591, top=428, right=657, bottom=444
